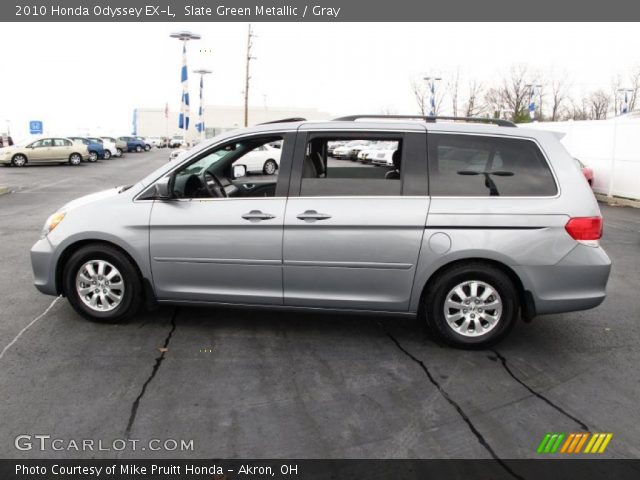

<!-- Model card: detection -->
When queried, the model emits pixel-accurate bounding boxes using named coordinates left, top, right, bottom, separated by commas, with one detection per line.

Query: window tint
left=428, top=134, right=557, bottom=197
left=53, top=139, right=69, bottom=147
left=301, top=136, right=402, bottom=196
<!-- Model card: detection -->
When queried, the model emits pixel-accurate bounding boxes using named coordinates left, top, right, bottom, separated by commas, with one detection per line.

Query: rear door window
left=428, top=134, right=557, bottom=197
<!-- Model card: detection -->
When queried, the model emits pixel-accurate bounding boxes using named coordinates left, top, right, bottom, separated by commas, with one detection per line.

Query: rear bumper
left=513, top=244, right=612, bottom=315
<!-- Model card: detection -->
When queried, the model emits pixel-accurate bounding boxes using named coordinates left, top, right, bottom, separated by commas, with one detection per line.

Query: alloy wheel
left=443, top=280, right=503, bottom=337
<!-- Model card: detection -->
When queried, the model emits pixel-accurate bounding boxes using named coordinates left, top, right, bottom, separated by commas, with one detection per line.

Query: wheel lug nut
left=463, top=309, right=468, bottom=313
left=94, top=289, right=99, bottom=293
left=478, top=308, right=483, bottom=313
left=470, top=314, right=475, bottom=318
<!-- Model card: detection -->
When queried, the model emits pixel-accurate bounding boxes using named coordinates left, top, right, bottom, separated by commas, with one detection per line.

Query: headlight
left=42, top=211, right=66, bottom=237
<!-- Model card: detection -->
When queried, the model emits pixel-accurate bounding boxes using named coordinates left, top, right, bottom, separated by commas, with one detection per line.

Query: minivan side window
left=300, top=136, right=402, bottom=196
left=428, top=134, right=557, bottom=197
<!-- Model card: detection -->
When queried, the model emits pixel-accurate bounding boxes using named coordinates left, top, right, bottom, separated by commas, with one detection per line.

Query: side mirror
left=233, top=164, right=247, bottom=179
left=153, top=176, right=172, bottom=199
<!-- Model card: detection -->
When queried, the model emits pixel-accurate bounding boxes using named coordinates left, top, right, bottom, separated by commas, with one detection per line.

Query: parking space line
left=0, top=296, right=61, bottom=363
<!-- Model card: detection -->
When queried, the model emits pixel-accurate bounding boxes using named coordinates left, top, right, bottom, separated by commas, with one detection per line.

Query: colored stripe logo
left=537, top=433, right=612, bottom=454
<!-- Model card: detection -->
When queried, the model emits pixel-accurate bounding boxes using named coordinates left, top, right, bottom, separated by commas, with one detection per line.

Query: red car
left=574, top=158, right=594, bottom=187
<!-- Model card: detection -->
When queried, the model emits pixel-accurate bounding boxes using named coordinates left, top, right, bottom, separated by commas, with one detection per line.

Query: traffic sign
left=29, top=120, right=43, bottom=135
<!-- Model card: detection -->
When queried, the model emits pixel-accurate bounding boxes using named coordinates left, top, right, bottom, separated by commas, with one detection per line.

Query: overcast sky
left=1, top=22, right=639, bottom=139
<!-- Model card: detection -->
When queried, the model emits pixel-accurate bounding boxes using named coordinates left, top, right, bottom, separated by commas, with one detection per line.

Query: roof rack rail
left=332, top=115, right=516, bottom=127
left=258, top=117, right=306, bottom=125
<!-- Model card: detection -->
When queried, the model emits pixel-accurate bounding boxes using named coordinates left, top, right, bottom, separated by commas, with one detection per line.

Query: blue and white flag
left=528, top=85, right=536, bottom=120
left=196, top=75, right=204, bottom=133
left=178, top=44, right=190, bottom=130
left=622, top=91, right=629, bottom=114
left=429, top=80, right=436, bottom=116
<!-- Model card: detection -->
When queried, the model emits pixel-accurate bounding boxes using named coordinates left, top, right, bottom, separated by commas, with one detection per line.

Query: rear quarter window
left=428, top=134, right=557, bottom=197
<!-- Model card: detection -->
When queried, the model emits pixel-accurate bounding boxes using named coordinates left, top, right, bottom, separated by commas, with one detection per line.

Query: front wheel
left=63, top=244, right=142, bottom=323
left=424, top=263, right=518, bottom=348
left=103, top=150, right=111, bottom=160
left=262, top=159, right=278, bottom=175
left=68, top=153, right=82, bottom=166
left=144, top=144, right=151, bottom=151
left=88, top=151, right=98, bottom=162
left=135, top=145, right=143, bottom=153
left=116, top=148, right=123, bottom=156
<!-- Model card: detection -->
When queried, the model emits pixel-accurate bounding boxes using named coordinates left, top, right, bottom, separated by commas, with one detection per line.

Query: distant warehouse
left=134, top=105, right=331, bottom=141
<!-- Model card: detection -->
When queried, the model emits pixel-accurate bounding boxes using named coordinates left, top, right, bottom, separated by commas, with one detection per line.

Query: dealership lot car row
left=29, top=115, right=610, bottom=348
left=0, top=135, right=157, bottom=167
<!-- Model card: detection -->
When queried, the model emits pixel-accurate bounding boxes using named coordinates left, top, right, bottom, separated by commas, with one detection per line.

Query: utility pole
left=244, top=24, right=256, bottom=127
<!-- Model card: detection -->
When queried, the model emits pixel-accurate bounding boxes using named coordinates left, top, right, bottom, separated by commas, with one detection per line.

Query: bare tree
left=500, top=66, right=532, bottom=120
left=483, top=87, right=504, bottom=118
left=464, top=80, right=484, bottom=117
left=568, top=97, right=590, bottom=120
left=549, top=75, right=569, bottom=121
left=588, top=89, right=612, bottom=120
left=411, top=79, right=429, bottom=116
left=447, top=68, right=460, bottom=117
left=627, top=66, right=640, bottom=111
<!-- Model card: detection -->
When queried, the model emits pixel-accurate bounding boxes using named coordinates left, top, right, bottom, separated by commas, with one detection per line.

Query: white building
left=525, top=112, right=640, bottom=200
left=135, top=105, right=332, bottom=141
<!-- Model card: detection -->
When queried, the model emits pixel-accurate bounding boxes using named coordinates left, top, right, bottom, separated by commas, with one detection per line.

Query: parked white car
left=88, top=137, right=119, bottom=158
left=169, top=148, right=187, bottom=161
left=332, top=140, right=370, bottom=160
left=169, top=136, right=185, bottom=148
left=235, top=144, right=281, bottom=175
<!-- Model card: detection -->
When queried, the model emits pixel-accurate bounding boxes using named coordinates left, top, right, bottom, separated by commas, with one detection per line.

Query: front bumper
left=31, top=237, right=58, bottom=296
left=513, top=244, right=612, bottom=315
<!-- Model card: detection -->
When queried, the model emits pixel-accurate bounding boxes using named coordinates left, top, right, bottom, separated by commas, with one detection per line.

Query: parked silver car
left=30, top=116, right=611, bottom=347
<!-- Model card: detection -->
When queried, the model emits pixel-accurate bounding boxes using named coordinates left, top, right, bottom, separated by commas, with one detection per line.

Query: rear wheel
left=63, top=244, right=142, bottom=323
left=424, top=263, right=518, bottom=348
left=116, top=148, right=123, bottom=156
left=12, top=154, right=27, bottom=167
left=88, top=151, right=98, bottom=162
left=68, top=153, right=82, bottom=166
left=103, top=150, right=111, bottom=160
left=135, top=145, right=143, bottom=153
left=144, top=144, right=151, bottom=151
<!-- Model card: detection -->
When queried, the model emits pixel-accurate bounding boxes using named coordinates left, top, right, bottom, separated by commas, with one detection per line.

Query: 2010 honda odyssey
left=30, top=116, right=611, bottom=347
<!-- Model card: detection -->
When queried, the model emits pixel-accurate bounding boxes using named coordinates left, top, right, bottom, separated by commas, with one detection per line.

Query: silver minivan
left=30, top=116, right=611, bottom=347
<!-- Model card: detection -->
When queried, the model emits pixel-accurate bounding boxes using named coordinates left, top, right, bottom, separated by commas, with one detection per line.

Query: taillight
left=565, top=217, right=603, bottom=246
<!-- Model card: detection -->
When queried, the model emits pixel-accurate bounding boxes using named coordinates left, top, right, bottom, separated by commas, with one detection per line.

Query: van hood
left=60, top=187, right=121, bottom=212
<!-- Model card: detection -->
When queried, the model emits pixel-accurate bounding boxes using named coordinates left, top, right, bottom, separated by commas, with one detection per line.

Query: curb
left=0, top=185, right=10, bottom=196
left=595, top=193, right=640, bottom=209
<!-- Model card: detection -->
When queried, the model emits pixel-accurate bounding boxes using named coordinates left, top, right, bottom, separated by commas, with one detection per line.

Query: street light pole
left=170, top=31, right=201, bottom=141
left=193, top=69, right=212, bottom=141
left=423, top=76, right=442, bottom=116
left=244, top=24, right=256, bottom=127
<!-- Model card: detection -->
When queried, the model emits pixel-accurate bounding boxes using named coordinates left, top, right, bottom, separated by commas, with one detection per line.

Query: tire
left=262, top=159, right=278, bottom=175
left=144, top=144, right=151, bottom=151
left=424, top=262, right=518, bottom=348
left=63, top=244, right=142, bottom=323
left=116, top=148, right=123, bottom=156
left=11, top=154, right=27, bottom=167
left=103, top=150, right=111, bottom=160
left=135, top=145, right=143, bottom=153
left=88, top=151, right=98, bottom=163
left=68, top=153, right=82, bottom=166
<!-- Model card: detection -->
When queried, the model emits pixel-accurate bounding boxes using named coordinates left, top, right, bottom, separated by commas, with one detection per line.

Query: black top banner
left=4, top=0, right=640, bottom=21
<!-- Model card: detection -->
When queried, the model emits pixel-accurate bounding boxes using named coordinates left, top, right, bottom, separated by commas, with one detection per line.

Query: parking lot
left=0, top=149, right=639, bottom=461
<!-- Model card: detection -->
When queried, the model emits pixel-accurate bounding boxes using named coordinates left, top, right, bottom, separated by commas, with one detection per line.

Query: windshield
left=175, top=149, right=232, bottom=177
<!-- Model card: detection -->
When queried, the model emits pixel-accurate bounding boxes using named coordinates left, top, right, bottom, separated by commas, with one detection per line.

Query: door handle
left=296, top=210, right=332, bottom=221
left=242, top=210, right=275, bottom=221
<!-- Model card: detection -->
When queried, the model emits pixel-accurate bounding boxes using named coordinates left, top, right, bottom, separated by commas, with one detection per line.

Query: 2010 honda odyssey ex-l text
left=30, top=116, right=612, bottom=348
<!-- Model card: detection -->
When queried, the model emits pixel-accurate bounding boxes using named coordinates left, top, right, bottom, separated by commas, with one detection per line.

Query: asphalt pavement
left=0, top=149, right=638, bottom=461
